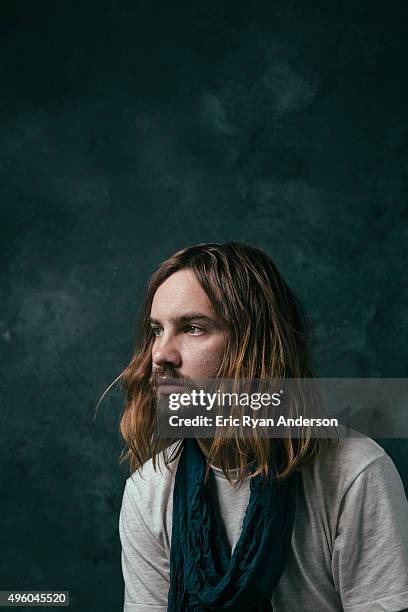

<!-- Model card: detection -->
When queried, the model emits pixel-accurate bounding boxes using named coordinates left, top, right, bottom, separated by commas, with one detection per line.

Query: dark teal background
left=1, top=1, right=407, bottom=610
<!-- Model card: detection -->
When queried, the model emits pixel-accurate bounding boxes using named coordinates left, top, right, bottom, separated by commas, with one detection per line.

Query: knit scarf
left=167, top=437, right=299, bottom=611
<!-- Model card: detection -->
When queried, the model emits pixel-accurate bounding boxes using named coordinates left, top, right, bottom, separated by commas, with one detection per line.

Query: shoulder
left=122, top=442, right=182, bottom=534
left=308, top=428, right=387, bottom=482
left=301, top=428, right=406, bottom=515
left=125, top=441, right=182, bottom=497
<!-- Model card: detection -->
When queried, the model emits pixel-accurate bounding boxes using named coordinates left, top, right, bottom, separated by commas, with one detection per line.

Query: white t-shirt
left=119, top=434, right=408, bottom=611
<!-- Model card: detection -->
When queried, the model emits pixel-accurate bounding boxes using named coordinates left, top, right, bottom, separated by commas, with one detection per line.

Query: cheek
left=151, top=338, right=158, bottom=358
left=189, top=336, right=226, bottom=373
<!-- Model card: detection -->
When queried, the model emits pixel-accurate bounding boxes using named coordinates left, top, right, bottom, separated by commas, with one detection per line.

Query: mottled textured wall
left=1, top=1, right=407, bottom=610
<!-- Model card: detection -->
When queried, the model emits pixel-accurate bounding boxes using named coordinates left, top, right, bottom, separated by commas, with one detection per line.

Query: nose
left=152, top=333, right=182, bottom=369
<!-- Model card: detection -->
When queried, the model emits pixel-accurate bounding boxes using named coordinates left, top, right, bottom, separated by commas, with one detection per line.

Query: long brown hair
left=110, top=242, right=333, bottom=485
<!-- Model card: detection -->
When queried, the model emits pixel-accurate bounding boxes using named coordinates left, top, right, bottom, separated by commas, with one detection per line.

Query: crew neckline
left=210, top=464, right=241, bottom=474
left=209, top=461, right=254, bottom=476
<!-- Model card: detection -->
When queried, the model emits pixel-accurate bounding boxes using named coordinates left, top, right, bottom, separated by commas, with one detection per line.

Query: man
left=118, top=242, right=408, bottom=611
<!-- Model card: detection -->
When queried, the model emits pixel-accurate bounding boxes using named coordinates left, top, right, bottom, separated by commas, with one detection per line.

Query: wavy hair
left=105, top=242, right=333, bottom=486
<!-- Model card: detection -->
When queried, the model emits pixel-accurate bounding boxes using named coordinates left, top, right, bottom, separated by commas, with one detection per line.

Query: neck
left=195, top=437, right=244, bottom=469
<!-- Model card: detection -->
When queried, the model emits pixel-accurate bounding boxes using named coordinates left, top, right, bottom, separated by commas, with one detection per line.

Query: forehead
left=150, top=269, right=215, bottom=319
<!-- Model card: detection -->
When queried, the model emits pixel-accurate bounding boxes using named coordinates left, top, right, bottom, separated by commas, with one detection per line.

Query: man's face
left=150, top=269, right=227, bottom=388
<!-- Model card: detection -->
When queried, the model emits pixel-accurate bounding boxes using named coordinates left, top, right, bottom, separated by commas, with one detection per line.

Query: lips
left=157, top=377, right=183, bottom=387
left=157, top=377, right=188, bottom=395
left=158, top=384, right=187, bottom=395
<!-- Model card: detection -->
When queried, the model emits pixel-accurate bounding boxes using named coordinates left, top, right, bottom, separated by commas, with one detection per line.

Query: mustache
left=149, top=367, right=194, bottom=389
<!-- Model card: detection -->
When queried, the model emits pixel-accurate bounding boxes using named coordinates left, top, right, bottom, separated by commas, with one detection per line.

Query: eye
left=185, top=325, right=204, bottom=335
left=151, top=326, right=163, bottom=337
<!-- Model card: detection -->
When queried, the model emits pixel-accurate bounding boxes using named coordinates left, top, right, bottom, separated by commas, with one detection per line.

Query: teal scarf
left=168, top=438, right=299, bottom=611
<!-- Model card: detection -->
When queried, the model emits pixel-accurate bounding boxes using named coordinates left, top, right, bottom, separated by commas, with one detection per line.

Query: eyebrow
left=148, top=312, right=219, bottom=327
